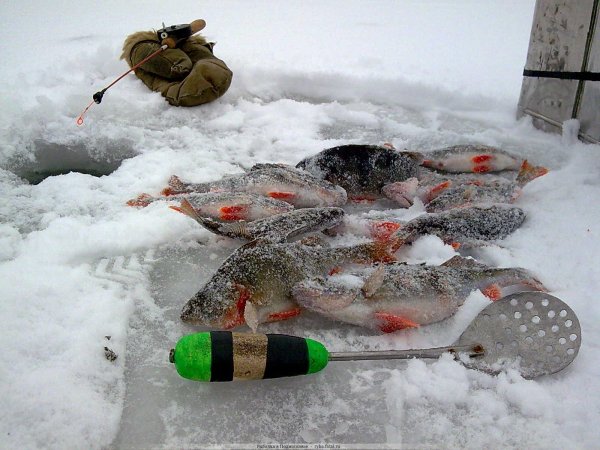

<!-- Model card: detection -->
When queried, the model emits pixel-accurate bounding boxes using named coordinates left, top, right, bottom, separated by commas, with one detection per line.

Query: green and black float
left=170, top=331, right=329, bottom=381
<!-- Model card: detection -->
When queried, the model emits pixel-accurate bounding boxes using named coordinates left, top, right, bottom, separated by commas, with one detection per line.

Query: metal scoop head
left=455, top=291, right=581, bottom=379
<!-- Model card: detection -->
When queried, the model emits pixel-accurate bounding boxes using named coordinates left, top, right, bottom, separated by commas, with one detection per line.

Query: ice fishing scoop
left=169, top=292, right=581, bottom=381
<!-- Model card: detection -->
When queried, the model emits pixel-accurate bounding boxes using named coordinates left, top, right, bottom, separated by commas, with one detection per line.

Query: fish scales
left=164, top=165, right=347, bottom=208
left=395, top=204, right=526, bottom=245
left=421, top=144, right=522, bottom=173
left=292, top=258, right=544, bottom=332
left=296, top=144, right=421, bottom=197
left=180, top=240, right=388, bottom=329
left=182, top=206, right=345, bottom=242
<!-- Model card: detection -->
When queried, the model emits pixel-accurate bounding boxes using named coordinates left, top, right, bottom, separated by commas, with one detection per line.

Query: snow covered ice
left=1, top=0, right=600, bottom=448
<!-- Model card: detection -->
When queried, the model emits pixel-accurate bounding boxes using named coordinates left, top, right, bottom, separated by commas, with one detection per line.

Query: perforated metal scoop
left=329, top=291, right=582, bottom=379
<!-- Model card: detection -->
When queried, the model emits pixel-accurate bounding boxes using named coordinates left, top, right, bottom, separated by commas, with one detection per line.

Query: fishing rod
left=76, top=19, right=206, bottom=126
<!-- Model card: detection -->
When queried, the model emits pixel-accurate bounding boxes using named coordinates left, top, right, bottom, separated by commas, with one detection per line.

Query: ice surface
left=1, top=0, right=600, bottom=448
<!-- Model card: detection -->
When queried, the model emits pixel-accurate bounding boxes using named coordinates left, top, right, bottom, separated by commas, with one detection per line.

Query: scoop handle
left=170, top=332, right=329, bottom=382
left=328, top=344, right=483, bottom=361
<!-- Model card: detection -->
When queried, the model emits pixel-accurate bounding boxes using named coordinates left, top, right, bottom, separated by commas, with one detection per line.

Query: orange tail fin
left=126, top=193, right=153, bottom=207
left=516, top=160, right=548, bottom=187
left=161, top=175, right=188, bottom=196
left=169, top=198, right=201, bottom=221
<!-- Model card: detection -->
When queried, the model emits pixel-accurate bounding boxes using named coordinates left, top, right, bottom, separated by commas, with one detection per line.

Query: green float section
left=306, top=338, right=329, bottom=374
left=172, top=332, right=212, bottom=381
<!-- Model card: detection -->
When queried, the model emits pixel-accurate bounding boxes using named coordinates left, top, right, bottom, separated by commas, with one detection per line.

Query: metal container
left=517, top=0, right=600, bottom=144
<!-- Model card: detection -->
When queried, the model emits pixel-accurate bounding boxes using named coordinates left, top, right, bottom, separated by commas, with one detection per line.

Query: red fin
left=219, top=205, right=248, bottom=221
left=171, top=198, right=201, bottom=221
left=268, top=191, right=296, bottom=200
left=382, top=142, right=396, bottom=150
left=365, top=240, right=397, bottom=263
left=328, top=266, right=342, bottom=276
left=516, top=160, right=549, bottom=186
left=425, top=180, right=452, bottom=202
left=473, top=165, right=490, bottom=173
left=450, top=241, right=461, bottom=250
left=350, top=195, right=377, bottom=203
left=370, top=221, right=402, bottom=241
left=126, top=193, right=153, bottom=207
left=375, top=312, right=419, bottom=333
left=267, top=308, right=302, bottom=322
left=222, top=284, right=251, bottom=329
left=482, top=284, right=502, bottom=301
left=161, top=175, right=187, bottom=196
left=472, top=154, right=493, bottom=164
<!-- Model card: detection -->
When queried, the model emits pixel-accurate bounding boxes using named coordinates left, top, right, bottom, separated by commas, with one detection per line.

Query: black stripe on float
left=210, top=331, right=234, bottom=382
left=264, top=334, right=309, bottom=379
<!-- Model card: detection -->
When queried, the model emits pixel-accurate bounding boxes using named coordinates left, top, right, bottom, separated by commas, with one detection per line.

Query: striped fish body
left=292, top=258, right=544, bottom=332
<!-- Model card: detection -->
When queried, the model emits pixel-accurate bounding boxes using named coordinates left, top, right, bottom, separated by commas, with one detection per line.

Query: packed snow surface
left=1, top=1, right=599, bottom=448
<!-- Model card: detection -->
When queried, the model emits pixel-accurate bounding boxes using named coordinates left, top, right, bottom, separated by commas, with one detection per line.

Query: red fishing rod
left=77, top=19, right=206, bottom=126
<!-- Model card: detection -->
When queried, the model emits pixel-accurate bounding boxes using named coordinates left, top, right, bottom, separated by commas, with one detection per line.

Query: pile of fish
left=128, top=144, right=549, bottom=333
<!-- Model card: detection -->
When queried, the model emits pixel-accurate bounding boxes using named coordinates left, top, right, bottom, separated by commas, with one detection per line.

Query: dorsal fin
left=441, top=255, right=486, bottom=269
left=361, top=265, right=386, bottom=298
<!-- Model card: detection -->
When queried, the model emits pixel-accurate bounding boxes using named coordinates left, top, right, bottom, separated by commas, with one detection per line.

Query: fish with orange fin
left=126, top=191, right=294, bottom=221
left=160, top=164, right=347, bottom=208
left=292, top=256, right=545, bottom=333
left=383, top=160, right=549, bottom=211
left=390, top=204, right=526, bottom=251
left=180, top=239, right=396, bottom=331
left=173, top=197, right=345, bottom=242
left=295, top=144, right=421, bottom=203
left=421, top=144, right=524, bottom=173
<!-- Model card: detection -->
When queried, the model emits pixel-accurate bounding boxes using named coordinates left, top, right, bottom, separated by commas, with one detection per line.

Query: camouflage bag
left=121, top=31, right=232, bottom=106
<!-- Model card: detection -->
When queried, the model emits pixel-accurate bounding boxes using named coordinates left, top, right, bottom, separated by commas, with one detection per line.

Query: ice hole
left=519, top=324, right=527, bottom=332
left=525, top=336, right=534, bottom=344
left=559, top=310, right=567, bottom=318
left=541, top=299, right=549, bottom=307
left=525, top=301, right=533, bottom=310
left=565, top=319, right=573, bottom=328
left=514, top=311, right=522, bottom=319
left=567, top=349, right=575, bottom=355
left=510, top=298, right=518, bottom=306
left=558, top=337, right=567, bottom=345
left=538, top=330, right=546, bottom=337
left=548, top=310, right=556, bottom=318
left=552, top=325, right=559, bottom=332
left=569, top=334, right=577, bottom=341
left=8, top=139, right=137, bottom=184
left=531, top=315, right=540, bottom=324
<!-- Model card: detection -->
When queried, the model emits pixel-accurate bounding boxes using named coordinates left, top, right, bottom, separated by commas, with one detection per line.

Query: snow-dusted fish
left=292, top=256, right=545, bottom=333
left=296, top=144, right=421, bottom=201
left=161, top=164, right=348, bottom=208
left=391, top=204, right=526, bottom=250
left=174, top=198, right=345, bottom=242
left=180, top=239, right=394, bottom=331
left=421, top=144, right=523, bottom=173
left=127, top=191, right=294, bottom=221
left=383, top=160, right=549, bottom=211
